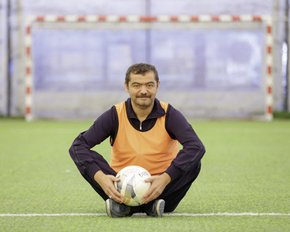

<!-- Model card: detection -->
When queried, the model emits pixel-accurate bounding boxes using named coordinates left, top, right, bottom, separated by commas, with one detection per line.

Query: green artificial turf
left=0, top=119, right=289, bottom=231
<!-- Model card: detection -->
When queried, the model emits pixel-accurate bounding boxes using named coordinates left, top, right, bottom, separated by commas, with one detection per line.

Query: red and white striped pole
left=24, top=17, right=33, bottom=121
left=264, top=16, right=274, bottom=121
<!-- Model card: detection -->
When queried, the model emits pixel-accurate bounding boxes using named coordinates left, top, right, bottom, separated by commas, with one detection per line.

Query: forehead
left=129, top=71, right=156, bottom=83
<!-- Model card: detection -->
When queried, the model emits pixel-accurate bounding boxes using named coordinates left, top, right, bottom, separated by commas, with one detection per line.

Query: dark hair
left=125, top=63, right=159, bottom=85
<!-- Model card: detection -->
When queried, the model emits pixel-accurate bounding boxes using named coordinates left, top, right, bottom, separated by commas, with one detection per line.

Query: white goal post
left=24, top=15, right=273, bottom=121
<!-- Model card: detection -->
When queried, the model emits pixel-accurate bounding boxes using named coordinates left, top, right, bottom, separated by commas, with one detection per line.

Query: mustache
left=137, top=95, right=151, bottom=98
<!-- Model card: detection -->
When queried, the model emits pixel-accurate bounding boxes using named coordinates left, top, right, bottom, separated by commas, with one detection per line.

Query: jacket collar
left=125, top=98, right=166, bottom=120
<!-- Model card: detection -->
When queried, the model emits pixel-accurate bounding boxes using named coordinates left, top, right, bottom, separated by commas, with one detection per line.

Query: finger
left=111, top=195, right=123, bottom=204
left=145, top=190, right=162, bottom=204
left=143, top=184, right=163, bottom=203
left=142, top=183, right=154, bottom=198
left=111, top=186, right=124, bottom=203
left=109, top=175, right=120, bottom=182
left=143, top=193, right=155, bottom=204
left=144, top=177, right=154, bottom=183
left=143, top=188, right=156, bottom=203
left=108, top=190, right=123, bottom=203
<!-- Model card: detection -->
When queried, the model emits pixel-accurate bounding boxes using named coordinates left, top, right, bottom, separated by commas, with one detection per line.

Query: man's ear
left=157, top=81, right=160, bottom=89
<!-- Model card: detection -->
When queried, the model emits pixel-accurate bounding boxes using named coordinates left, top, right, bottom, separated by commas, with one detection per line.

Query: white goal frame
left=24, top=15, right=273, bottom=121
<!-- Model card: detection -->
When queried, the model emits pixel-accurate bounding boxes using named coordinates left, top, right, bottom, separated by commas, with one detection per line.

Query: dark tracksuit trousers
left=79, top=154, right=201, bottom=213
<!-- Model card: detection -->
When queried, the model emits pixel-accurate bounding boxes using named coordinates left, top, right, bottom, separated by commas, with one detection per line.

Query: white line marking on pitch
left=0, top=212, right=289, bottom=217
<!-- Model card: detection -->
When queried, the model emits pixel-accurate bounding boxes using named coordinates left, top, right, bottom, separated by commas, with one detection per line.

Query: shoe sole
left=156, top=199, right=165, bottom=217
left=105, top=199, right=112, bottom=217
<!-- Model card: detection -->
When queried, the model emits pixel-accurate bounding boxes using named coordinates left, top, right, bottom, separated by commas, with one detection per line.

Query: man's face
left=125, top=71, right=159, bottom=110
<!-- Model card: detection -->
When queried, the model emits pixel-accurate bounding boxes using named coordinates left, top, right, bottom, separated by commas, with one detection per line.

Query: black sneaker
left=145, top=199, right=165, bottom=217
left=105, top=199, right=131, bottom=218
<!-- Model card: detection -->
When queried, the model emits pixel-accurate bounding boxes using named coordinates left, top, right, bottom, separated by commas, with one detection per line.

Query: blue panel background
left=32, top=28, right=147, bottom=90
left=32, top=27, right=263, bottom=91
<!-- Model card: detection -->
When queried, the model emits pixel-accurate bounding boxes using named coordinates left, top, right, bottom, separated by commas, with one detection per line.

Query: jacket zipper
left=139, top=122, right=142, bottom=131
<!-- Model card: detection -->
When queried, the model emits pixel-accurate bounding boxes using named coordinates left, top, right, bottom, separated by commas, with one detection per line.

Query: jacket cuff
left=165, top=165, right=181, bottom=181
left=86, top=163, right=101, bottom=180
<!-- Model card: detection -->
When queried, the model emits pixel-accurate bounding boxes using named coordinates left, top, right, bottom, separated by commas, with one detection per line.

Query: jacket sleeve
left=165, top=105, right=206, bottom=180
left=69, top=106, right=118, bottom=180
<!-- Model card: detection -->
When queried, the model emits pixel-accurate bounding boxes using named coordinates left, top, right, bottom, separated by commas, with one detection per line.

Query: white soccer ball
left=115, top=165, right=151, bottom=206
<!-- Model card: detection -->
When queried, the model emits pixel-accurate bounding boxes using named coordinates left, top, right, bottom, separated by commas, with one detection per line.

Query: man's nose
left=140, top=85, right=147, bottom=94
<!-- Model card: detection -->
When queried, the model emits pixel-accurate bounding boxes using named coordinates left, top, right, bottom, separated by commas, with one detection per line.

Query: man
left=69, top=63, right=205, bottom=217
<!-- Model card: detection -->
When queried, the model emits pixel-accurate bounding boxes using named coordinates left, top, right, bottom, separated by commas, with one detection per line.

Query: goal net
left=24, top=15, right=273, bottom=120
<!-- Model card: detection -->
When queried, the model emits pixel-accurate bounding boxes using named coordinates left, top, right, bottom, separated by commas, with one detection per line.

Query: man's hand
left=142, top=172, right=171, bottom=204
left=94, top=170, right=123, bottom=203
